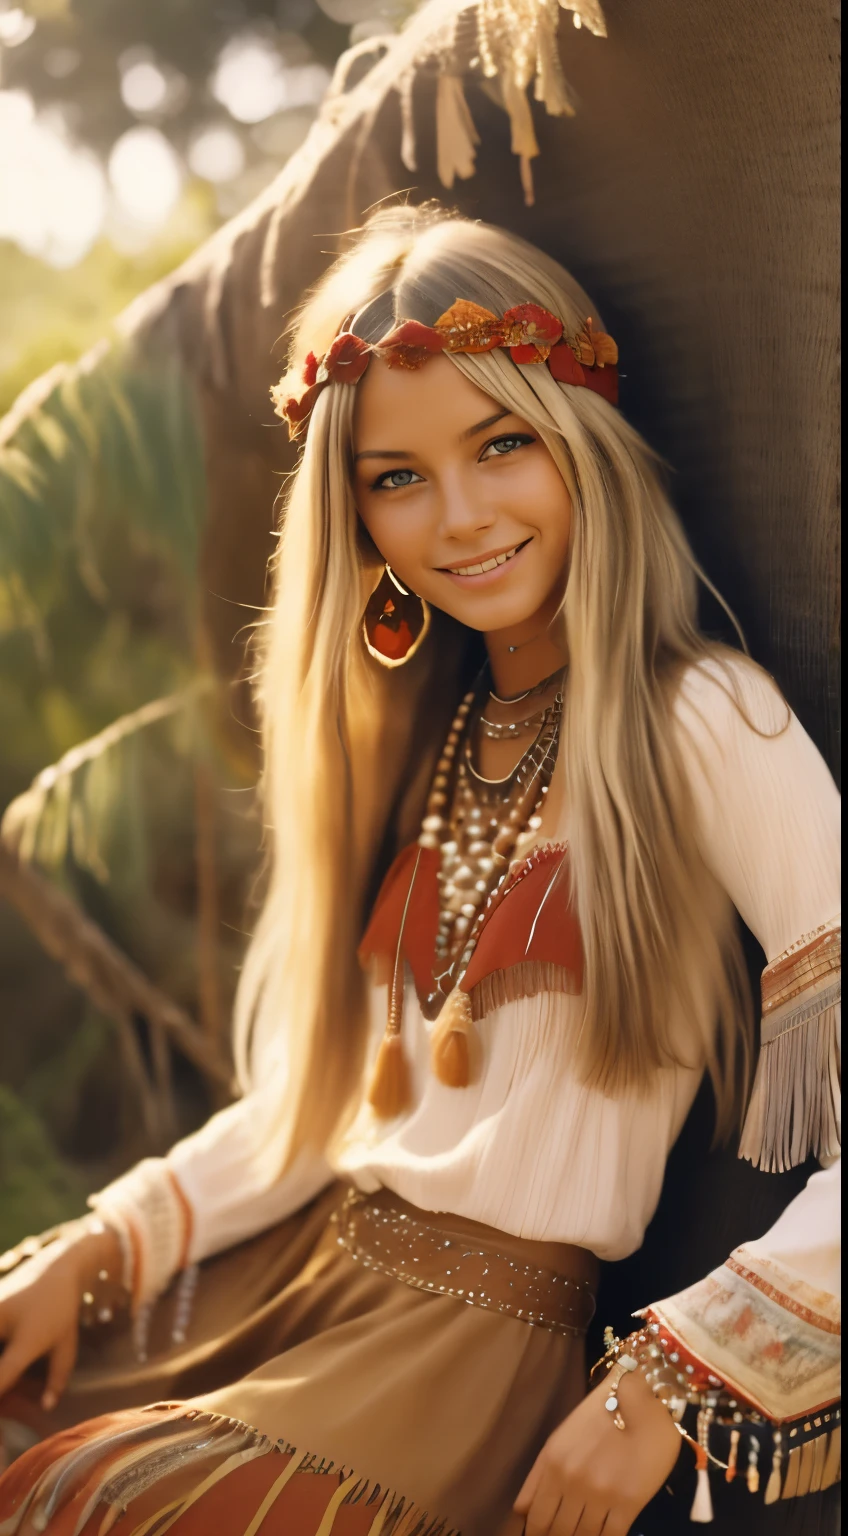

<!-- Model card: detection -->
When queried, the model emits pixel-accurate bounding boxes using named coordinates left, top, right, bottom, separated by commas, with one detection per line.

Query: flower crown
left=272, top=299, right=619, bottom=441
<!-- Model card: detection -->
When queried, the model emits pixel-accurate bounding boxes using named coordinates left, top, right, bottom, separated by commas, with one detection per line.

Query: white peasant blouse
left=91, top=658, right=841, bottom=1420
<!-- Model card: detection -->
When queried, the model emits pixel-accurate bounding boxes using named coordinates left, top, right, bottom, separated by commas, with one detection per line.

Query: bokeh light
left=0, top=89, right=106, bottom=267
left=0, top=6, right=35, bottom=47
left=108, top=126, right=183, bottom=233
left=211, top=29, right=331, bottom=125
left=188, top=125, right=246, bottom=184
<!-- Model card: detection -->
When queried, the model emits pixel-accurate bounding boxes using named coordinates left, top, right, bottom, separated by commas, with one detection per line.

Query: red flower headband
left=273, top=299, right=619, bottom=440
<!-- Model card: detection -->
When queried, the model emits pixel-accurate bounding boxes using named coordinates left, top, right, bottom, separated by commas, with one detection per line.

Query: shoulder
left=671, top=651, right=789, bottom=741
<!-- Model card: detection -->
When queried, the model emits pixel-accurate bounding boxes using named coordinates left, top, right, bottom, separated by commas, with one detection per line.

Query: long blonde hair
left=236, top=204, right=757, bottom=1171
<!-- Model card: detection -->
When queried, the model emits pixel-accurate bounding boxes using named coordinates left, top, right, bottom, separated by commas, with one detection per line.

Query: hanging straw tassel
left=367, top=851, right=420, bottom=1119
left=435, top=72, right=480, bottom=187
left=431, top=986, right=474, bottom=1087
left=501, top=71, right=540, bottom=206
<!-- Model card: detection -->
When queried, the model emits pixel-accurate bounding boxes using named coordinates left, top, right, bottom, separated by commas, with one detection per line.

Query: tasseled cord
left=430, top=985, right=474, bottom=1087
left=367, top=851, right=421, bottom=1119
left=690, top=1409, right=714, bottom=1522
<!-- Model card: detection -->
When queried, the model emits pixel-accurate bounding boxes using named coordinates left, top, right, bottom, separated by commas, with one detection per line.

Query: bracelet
left=595, top=1324, right=841, bottom=1518
left=602, top=1352, right=638, bottom=1430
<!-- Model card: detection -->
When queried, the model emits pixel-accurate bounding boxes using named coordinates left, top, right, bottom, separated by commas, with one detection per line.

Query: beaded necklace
left=419, top=670, right=565, bottom=1017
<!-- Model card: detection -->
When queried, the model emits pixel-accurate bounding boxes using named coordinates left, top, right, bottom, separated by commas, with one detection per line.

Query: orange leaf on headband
left=376, top=321, right=446, bottom=370
left=570, top=329, right=597, bottom=366
left=325, top=332, right=371, bottom=381
left=510, top=343, right=551, bottom=364
left=502, top=304, right=563, bottom=346
left=433, top=300, right=502, bottom=352
left=590, top=330, right=619, bottom=367
left=274, top=380, right=324, bottom=439
left=377, top=321, right=446, bottom=353
left=547, top=344, right=586, bottom=386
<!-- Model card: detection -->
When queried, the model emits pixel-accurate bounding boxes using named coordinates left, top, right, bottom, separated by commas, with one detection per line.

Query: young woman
left=0, top=206, right=839, bottom=1536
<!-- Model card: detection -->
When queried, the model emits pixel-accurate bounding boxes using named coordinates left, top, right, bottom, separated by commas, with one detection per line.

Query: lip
left=438, top=538, right=533, bottom=585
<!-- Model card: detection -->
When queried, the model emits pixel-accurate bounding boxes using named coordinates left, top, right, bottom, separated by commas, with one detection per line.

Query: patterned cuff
left=647, top=1245, right=840, bottom=1422
left=739, top=920, right=841, bottom=1172
left=89, top=1159, right=192, bottom=1312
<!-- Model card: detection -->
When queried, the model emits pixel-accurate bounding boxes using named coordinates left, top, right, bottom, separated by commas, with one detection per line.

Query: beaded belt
left=332, top=1187, right=597, bottom=1336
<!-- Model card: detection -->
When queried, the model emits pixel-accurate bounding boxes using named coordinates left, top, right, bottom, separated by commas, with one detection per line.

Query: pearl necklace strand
left=419, top=673, right=564, bottom=1017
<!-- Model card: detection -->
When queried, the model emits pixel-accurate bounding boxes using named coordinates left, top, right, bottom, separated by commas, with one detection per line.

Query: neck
left=485, top=593, right=568, bottom=696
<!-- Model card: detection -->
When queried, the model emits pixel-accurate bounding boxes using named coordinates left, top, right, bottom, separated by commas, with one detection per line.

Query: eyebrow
left=354, top=409, right=512, bottom=463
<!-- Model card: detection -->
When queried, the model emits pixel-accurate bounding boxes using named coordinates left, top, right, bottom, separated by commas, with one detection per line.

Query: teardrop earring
left=362, top=565, right=431, bottom=668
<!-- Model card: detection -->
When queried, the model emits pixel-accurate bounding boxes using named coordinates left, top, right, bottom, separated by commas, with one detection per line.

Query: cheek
left=358, top=496, right=426, bottom=572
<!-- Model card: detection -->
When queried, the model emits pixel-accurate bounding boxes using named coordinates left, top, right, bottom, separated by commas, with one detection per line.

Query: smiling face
left=353, top=355, right=573, bottom=640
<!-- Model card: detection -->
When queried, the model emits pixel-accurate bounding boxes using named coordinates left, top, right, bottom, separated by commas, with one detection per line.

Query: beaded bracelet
left=594, top=1324, right=841, bottom=1521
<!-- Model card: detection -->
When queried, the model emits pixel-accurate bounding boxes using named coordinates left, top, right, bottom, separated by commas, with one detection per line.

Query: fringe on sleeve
left=739, top=922, right=841, bottom=1173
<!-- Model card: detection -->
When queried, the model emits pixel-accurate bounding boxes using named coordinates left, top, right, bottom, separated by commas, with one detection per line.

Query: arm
left=644, top=658, right=840, bottom=1423
left=89, top=1089, right=334, bottom=1309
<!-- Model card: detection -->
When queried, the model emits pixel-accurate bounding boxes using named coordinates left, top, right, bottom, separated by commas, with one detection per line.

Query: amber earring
left=362, top=565, right=431, bottom=668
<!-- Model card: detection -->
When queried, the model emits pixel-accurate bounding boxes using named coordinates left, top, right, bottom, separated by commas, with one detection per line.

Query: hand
left=514, top=1364, right=682, bottom=1535
left=0, top=1223, right=122, bottom=1412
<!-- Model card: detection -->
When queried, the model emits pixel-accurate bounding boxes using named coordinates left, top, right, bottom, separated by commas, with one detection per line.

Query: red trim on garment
left=360, top=840, right=584, bottom=1010
left=166, top=1166, right=195, bottom=1272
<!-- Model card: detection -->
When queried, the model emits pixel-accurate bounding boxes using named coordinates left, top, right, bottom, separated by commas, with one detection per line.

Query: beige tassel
left=690, top=1409, right=714, bottom=1521
left=781, top=1445, right=801, bottom=1500
left=367, top=1031, right=411, bottom=1119
left=500, top=71, right=540, bottom=207
left=690, top=1457, right=714, bottom=1522
left=764, top=1429, right=783, bottom=1504
left=367, top=849, right=419, bottom=1119
left=820, top=1424, right=841, bottom=1491
left=399, top=70, right=417, bottom=172
left=431, top=986, right=473, bottom=1087
left=435, top=72, right=480, bottom=188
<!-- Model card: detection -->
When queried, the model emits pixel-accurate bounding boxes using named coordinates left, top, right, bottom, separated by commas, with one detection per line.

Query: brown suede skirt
left=0, top=1184, right=598, bottom=1536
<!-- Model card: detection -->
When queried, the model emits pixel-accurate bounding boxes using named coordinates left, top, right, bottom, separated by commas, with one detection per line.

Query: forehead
left=353, top=354, right=505, bottom=451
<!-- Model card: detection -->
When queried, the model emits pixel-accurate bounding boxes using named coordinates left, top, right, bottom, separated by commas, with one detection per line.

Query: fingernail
left=41, top=1390, right=57, bottom=1411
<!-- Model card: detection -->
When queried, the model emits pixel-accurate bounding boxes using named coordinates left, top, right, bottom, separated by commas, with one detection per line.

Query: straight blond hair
left=236, top=205, right=760, bottom=1173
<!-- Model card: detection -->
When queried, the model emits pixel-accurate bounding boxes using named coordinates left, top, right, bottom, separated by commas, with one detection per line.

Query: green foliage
left=0, top=203, right=218, bottom=418
left=0, top=342, right=259, bottom=1195
left=0, top=1083, right=87, bottom=1250
left=0, top=344, right=205, bottom=806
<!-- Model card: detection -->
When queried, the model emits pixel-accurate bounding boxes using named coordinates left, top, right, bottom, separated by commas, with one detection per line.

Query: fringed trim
left=435, top=73, right=480, bottom=187
left=362, top=0, right=608, bottom=208
left=468, top=959, right=582, bottom=1022
left=739, top=925, right=841, bottom=1173
left=0, top=1407, right=459, bottom=1536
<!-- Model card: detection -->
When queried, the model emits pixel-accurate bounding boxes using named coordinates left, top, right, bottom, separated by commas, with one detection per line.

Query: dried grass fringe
left=738, top=989, right=841, bottom=1174
left=469, top=959, right=582, bottom=1021
left=0, top=1409, right=458, bottom=1536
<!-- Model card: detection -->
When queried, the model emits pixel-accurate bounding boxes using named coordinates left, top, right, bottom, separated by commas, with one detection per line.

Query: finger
left=42, top=1328, right=78, bottom=1412
left=0, top=1338, right=31, bottom=1400
left=524, top=1487, right=563, bottom=1536
left=550, top=1498, right=586, bottom=1536
left=568, top=1502, right=606, bottom=1536
left=514, top=1454, right=544, bottom=1514
left=595, top=1512, right=632, bottom=1536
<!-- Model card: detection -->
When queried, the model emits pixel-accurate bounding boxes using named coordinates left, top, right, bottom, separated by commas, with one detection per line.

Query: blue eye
left=372, top=468, right=423, bottom=491
left=481, top=433, right=535, bottom=459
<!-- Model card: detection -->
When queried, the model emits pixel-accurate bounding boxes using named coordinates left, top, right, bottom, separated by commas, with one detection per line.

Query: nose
left=436, top=467, right=497, bottom=543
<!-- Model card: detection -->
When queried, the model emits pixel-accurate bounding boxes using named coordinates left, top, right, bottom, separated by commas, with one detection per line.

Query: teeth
left=450, top=545, right=519, bottom=577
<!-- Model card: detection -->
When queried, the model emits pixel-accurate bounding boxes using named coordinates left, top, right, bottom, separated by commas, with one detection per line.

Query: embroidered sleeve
left=739, top=921, right=841, bottom=1172
left=645, top=1244, right=840, bottom=1422
left=89, top=1158, right=191, bottom=1311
